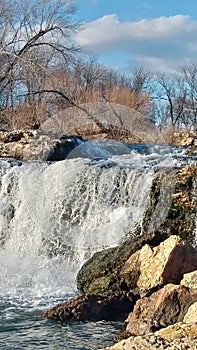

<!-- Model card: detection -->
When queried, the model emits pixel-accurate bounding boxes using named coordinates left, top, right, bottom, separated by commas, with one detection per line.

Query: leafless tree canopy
left=0, top=0, right=78, bottom=108
left=1, top=0, right=197, bottom=135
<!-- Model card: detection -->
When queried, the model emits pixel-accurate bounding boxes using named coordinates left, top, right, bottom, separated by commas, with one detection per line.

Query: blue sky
left=75, top=0, right=197, bottom=73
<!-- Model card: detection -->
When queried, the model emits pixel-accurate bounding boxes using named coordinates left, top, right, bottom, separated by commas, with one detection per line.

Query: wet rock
left=46, top=135, right=86, bottom=161
left=142, top=166, right=197, bottom=245
left=44, top=292, right=134, bottom=322
left=185, top=145, right=197, bottom=155
left=121, top=235, right=197, bottom=297
left=125, top=284, right=197, bottom=336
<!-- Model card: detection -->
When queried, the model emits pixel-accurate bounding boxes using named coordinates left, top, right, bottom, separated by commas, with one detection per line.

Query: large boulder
left=121, top=235, right=197, bottom=297
left=77, top=234, right=197, bottom=298
left=77, top=231, right=168, bottom=296
left=41, top=102, right=160, bottom=144
left=125, top=283, right=197, bottom=336
left=44, top=292, right=134, bottom=322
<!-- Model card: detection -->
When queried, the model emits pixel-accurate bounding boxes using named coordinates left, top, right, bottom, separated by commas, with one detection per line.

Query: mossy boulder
left=143, top=166, right=197, bottom=244
left=77, top=231, right=168, bottom=296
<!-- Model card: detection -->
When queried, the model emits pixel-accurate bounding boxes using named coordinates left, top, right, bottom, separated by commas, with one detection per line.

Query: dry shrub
left=160, top=125, right=182, bottom=145
left=78, top=88, right=103, bottom=104
left=107, top=86, right=151, bottom=115
left=1, top=101, right=48, bottom=130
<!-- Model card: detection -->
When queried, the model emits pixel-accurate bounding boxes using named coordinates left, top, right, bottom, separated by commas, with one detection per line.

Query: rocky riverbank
left=44, top=165, right=197, bottom=349
left=1, top=128, right=197, bottom=160
left=0, top=129, right=86, bottom=160
left=44, top=233, right=197, bottom=349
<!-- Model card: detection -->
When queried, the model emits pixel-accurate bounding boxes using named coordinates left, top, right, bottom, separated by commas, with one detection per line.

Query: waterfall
left=0, top=158, right=154, bottom=266
left=0, top=141, right=196, bottom=333
left=0, top=155, right=156, bottom=314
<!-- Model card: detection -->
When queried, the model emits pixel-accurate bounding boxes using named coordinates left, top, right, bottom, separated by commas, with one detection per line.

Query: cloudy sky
left=75, top=0, right=197, bottom=73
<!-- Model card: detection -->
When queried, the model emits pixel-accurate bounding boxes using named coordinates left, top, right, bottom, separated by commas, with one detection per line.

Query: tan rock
left=125, top=284, right=197, bottom=336
left=181, top=270, right=197, bottom=289
left=155, top=322, right=197, bottom=340
left=180, top=136, right=194, bottom=147
left=121, top=235, right=197, bottom=297
left=103, top=323, right=197, bottom=349
left=183, top=302, right=197, bottom=323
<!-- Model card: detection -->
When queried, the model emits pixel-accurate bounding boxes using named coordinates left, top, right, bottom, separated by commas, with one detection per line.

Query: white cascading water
left=0, top=154, right=156, bottom=316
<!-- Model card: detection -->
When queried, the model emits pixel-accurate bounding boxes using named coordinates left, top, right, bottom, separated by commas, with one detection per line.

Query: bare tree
left=180, top=62, right=197, bottom=131
left=155, top=72, right=187, bottom=128
left=0, top=0, right=79, bottom=126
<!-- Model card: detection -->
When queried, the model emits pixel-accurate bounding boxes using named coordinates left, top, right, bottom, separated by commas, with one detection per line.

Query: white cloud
left=76, top=14, right=197, bottom=72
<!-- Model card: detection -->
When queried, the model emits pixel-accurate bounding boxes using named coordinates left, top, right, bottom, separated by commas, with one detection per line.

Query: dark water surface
left=0, top=304, right=122, bottom=349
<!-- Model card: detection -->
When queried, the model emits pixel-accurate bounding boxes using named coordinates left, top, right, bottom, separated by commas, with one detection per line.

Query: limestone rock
left=155, top=322, right=197, bottom=341
left=166, top=131, right=197, bottom=147
left=181, top=270, right=197, bottom=289
left=41, top=102, right=160, bottom=144
left=183, top=301, right=197, bottom=323
left=0, top=130, right=86, bottom=160
left=121, top=235, right=197, bottom=297
left=44, top=292, right=134, bottom=322
left=77, top=230, right=168, bottom=295
left=103, top=323, right=197, bottom=350
left=125, top=284, right=197, bottom=336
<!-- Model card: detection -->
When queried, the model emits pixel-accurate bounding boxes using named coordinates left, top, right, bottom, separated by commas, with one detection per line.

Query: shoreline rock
left=0, top=130, right=86, bottom=160
left=44, top=292, right=135, bottom=322
left=103, top=323, right=197, bottom=350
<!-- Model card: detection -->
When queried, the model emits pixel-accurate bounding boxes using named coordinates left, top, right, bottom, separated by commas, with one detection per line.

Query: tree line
left=0, top=0, right=197, bottom=134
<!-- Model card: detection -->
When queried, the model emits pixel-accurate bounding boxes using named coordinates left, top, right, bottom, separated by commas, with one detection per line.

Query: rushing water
left=0, top=141, right=197, bottom=349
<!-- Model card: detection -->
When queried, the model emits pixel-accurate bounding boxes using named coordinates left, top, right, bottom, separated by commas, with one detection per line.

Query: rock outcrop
left=0, top=130, right=86, bottom=160
left=44, top=292, right=135, bottom=322
left=76, top=231, right=169, bottom=296
left=121, top=235, right=197, bottom=297
left=103, top=323, right=197, bottom=350
left=45, top=236, right=197, bottom=330
left=142, top=166, right=197, bottom=244
left=41, top=102, right=160, bottom=144
left=125, top=283, right=197, bottom=335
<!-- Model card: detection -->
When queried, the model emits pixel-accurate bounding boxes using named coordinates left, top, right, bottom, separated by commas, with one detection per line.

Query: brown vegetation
left=1, top=0, right=197, bottom=143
